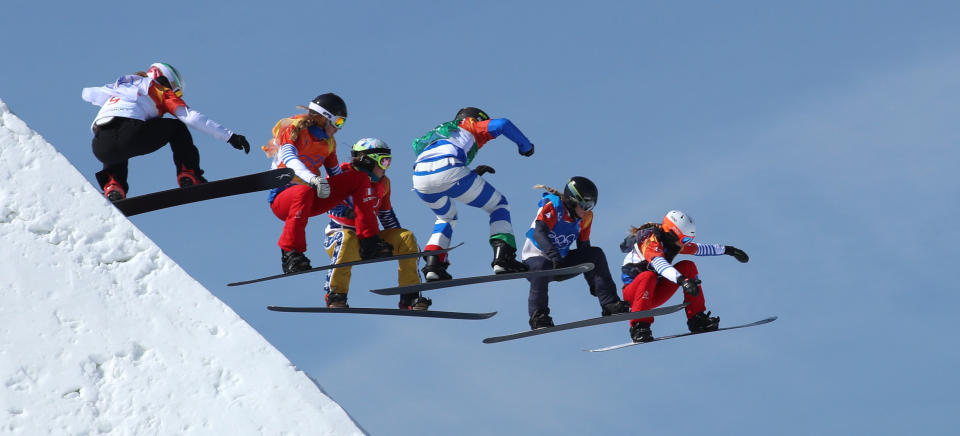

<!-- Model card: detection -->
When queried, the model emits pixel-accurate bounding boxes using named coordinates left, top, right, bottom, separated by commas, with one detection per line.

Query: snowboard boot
left=177, top=166, right=207, bottom=187
left=399, top=293, right=416, bottom=310
left=410, top=297, right=432, bottom=311
left=687, top=311, right=720, bottom=333
left=281, top=249, right=312, bottom=274
left=422, top=255, right=452, bottom=282
left=102, top=176, right=126, bottom=202
left=528, top=309, right=555, bottom=330
left=399, top=293, right=433, bottom=311
left=630, top=322, right=654, bottom=343
left=491, top=239, right=529, bottom=275
left=358, top=236, right=394, bottom=260
left=325, top=292, right=348, bottom=308
left=601, top=300, right=632, bottom=316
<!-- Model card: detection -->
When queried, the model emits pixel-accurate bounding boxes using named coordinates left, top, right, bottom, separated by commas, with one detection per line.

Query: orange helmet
left=662, top=210, right=696, bottom=243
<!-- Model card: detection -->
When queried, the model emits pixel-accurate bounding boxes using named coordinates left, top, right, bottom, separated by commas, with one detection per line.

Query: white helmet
left=147, top=62, right=184, bottom=95
left=351, top=138, right=392, bottom=170
left=662, top=210, right=695, bottom=243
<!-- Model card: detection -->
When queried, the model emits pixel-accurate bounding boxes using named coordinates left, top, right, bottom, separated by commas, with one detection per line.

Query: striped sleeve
left=378, top=209, right=400, bottom=229
left=324, top=150, right=342, bottom=176
left=650, top=256, right=681, bottom=283
left=694, top=243, right=726, bottom=256
left=277, top=144, right=318, bottom=182
left=326, top=164, right=343, bottom=177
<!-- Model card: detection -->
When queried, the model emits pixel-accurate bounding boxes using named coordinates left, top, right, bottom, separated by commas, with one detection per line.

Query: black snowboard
left=228, top=243, right=465, bottom=287
left=585, top=316, right=778, bottom=352
left=113, top=168, right=294, bottom=216
left=266, top=306, right=496, bottom=320
left=369, top=263, right=595, bottom=296
left=482, top=303, right=688, bottom=344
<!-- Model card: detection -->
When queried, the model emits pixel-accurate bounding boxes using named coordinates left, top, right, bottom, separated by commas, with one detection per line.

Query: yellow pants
left=323, top=226, right=421, bottom=295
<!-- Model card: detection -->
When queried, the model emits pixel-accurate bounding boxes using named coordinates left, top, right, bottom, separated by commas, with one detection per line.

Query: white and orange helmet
left=146, top=62, right=184, bottom=96
left=662, top=210, right=696, bottom=243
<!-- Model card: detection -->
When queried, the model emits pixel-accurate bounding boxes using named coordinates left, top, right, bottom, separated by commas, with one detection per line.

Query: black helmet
left=563, top=176, right=598, bottom=212
left=309, top=93, right=348, bottom=117
left=455, top=107, right=490, bottom=122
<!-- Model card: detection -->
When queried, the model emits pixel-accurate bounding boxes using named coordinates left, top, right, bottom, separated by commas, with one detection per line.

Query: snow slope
left=0, top=98, right=364, bottom=435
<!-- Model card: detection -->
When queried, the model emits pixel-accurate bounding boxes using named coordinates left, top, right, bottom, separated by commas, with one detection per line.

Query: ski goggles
left=668, top=229, right=694, bottom=244
left=308, top=102, right=346, bottom=130
left=578, top=198, right=596, bottom=211
left=367, top=153, right=392, bottom=170
left=154, top=76, right=183, bottom=98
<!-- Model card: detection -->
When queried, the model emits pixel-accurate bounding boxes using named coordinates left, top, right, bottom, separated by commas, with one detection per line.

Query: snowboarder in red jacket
left=264, top=93, right=393, bottom=274
left=620, top=210, right=749, bottom=342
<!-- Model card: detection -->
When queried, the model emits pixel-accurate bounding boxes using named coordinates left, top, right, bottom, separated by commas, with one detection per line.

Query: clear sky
left=3, top=1, right=959, bottom=434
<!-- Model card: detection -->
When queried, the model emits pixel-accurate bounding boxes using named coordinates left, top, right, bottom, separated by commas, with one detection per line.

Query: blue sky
left=3, top=1, right=959, bottom=434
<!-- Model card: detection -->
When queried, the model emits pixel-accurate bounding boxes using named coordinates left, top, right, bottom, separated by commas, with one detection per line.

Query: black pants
left=525, top=246, right=620, bottom=317
left=92, top=117, right=201, bottom=192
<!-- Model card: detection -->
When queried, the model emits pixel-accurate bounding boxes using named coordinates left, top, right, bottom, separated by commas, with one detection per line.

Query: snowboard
left=266, top=305, right=496, bottom=320
left=585, top=316, right=778, bottom=352
left=482, top=303, right=688, bottom=344
left=228, top=243, right=465, bottom=287
left=369, top=263, right=595, bottom=296
left=113, top=168, right=294, bottom=216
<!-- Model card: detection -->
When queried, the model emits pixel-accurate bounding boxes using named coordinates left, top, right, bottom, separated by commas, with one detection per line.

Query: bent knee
left=674, top=260, right=699, bottom=277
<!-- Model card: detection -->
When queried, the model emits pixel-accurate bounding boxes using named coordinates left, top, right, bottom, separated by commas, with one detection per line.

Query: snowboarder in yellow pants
left=322, top=138, right=432, bottom=309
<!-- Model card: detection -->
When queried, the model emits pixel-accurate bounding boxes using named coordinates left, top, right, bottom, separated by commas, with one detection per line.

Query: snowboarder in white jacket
left=82, top=62, right=250, bottom=200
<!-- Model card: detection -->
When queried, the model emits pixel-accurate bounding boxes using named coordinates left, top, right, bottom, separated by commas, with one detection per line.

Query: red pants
left=622, top=260, right=706, bottom=326
left=271, top=171, right=379, bottom=253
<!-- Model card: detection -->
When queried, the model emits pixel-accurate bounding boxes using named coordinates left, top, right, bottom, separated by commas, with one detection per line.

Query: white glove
left=309, top=176, right=330, bottom=199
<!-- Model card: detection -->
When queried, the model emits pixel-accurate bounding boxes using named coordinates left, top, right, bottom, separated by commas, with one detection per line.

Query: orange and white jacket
left=264, top=114, right=343, bottom=185
left=622, top=227, right=726, bottom=284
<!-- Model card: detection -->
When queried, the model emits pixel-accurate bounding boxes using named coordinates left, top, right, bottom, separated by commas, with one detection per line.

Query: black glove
left=621, top=262, right=646, bottom=279
left=474, top=165, right=496, bottom=176
left=228, top=134, right=250, bottom=154
left=519, top=143, right=535, bottom=157
left=358, top=236, right=393, bottom=260
left=724, top=246, right=749, bottom=263
left=677, top=275, right=702, bottom=296
left=540, top=249, right=562, bottom=269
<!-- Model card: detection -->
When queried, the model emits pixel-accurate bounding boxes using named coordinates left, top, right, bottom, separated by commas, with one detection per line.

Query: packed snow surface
left=0, top=98, right=364, bottom=435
